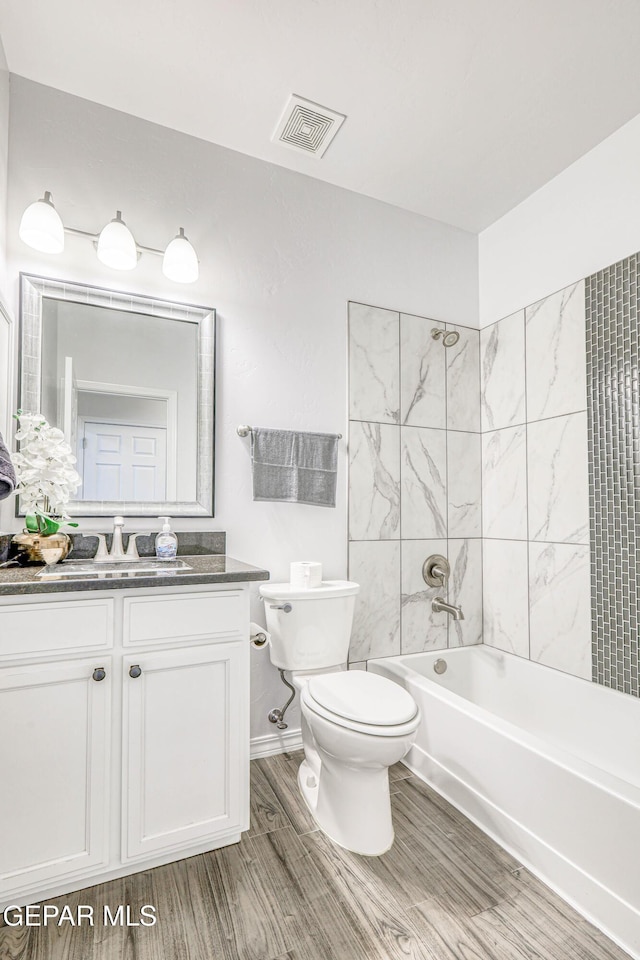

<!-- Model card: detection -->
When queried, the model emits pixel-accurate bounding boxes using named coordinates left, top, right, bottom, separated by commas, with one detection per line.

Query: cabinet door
left=122, top=641, right=248, bottom=861
left=0, top=659, right=110, bottom=901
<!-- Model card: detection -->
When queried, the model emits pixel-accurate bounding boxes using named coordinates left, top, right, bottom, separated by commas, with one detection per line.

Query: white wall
left=77, top=394, right=167, bottom=428
left=2, top=77, right=478, bottom=741
left=479, top=112, right=640, bottom=326
left=0, top=40, right=9, bottom=291
left=0, top=37, right=12, bottom=439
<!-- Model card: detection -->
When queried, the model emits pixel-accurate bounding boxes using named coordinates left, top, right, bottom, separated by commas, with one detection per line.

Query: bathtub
left=368, top=645, right=640, bottom=959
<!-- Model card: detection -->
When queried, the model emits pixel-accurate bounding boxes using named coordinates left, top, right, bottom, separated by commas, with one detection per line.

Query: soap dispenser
left=155, top=517, right=178, bottom=559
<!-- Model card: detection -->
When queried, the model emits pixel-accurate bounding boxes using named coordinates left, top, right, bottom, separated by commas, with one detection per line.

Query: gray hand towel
left=251, top=428, right=339, bottom=507
left=0, top=430, right=16, bottom=501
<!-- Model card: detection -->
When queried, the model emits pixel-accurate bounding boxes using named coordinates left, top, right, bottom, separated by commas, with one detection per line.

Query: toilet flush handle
left=269, top=603, right=292, bottom=613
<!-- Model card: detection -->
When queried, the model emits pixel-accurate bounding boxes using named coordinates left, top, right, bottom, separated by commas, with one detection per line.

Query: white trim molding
left=250, top=728, right=303, bottom=760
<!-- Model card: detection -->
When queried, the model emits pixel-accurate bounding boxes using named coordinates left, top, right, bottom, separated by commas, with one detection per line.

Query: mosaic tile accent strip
left=585, top=256, right=640, bottom=696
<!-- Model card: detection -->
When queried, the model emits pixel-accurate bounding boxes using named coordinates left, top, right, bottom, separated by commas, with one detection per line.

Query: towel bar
left=237, top=424, right=342, bottom=439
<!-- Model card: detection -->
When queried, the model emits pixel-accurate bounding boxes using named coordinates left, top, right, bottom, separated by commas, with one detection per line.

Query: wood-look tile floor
left=0, top=750, right=631, bottom=960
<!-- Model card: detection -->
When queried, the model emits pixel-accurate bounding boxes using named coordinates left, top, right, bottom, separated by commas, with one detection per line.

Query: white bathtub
left=368, top=645, right=640, bottom=959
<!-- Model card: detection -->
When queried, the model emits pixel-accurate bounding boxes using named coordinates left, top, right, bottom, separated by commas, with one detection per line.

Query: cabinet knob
left=92, top=667, right=106, bottom=682
left=129, top=664, right=142, bottom=679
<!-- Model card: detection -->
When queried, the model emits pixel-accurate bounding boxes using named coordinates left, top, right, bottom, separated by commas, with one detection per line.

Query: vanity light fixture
left=96, top=211, right=138, bottom=271
left=162, top=228, right=199, bottom=283
left=18, top=192, right=65, bottom=254
left=18, top=192, right=200, bottom=283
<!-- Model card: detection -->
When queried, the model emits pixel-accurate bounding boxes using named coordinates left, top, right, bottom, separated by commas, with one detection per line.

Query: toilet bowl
left=298, top=671, right=420, bottom=856
left=259, top=579, right=420, bottom=856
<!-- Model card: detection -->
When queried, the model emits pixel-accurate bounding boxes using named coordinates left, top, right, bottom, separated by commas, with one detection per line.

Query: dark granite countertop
left=0, top=555, right=270, bottom=597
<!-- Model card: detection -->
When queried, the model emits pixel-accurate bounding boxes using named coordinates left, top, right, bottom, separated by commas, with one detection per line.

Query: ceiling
left=2, top=0, right=640, bottom=233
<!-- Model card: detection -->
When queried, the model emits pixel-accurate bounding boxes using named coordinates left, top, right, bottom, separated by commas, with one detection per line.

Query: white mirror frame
left=18, top=274, right=215, bottom=517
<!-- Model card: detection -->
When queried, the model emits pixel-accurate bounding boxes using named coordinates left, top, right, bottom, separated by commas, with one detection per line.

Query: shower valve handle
left=423, top=555, right=450, bottom=588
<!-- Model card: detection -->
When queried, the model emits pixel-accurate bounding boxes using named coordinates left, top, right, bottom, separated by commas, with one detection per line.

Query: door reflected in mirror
left=19, top=276, right=215, bottom=517
left=41, top=300, right=196, bottom=503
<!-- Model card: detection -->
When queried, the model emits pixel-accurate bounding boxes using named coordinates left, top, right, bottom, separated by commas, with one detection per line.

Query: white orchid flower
left=11, top=411, right=82, bottom=518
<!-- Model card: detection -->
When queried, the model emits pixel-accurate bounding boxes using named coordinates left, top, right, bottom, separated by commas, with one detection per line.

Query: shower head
left=431, top=328, right=460, bottom=347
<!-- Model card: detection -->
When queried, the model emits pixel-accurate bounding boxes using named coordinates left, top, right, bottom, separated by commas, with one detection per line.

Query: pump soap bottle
left=155, top=517, right=178, bottom=559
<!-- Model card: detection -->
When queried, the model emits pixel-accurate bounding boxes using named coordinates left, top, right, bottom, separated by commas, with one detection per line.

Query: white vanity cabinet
left=122, top=641, right=245, bottom=859
left=0, top=582, right=251, bottom=909
left=0, top=657, right=111, bottom=897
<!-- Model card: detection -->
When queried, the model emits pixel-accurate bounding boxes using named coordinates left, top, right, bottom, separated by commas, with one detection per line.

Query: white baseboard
left=250, top=728, right=303, bottom=760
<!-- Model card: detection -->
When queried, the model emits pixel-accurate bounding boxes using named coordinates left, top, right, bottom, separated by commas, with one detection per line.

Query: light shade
left=19, top=192, right=65, bottom=254
left=96, top=211, right=138, bottom=270
left=163, top=227, right=199, bottom=283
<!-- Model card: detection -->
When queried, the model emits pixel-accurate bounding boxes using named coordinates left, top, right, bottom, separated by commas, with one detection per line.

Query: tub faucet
left=432, top=597, right=465, bottom=621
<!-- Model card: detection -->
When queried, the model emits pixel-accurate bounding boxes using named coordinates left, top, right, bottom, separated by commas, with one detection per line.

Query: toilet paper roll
left=290, top=561, right=322, bottom=590
left=250, top=621, right=270, bottom=648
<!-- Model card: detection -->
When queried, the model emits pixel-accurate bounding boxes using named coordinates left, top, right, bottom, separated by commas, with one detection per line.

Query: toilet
left=260, top=579, right=420, bottom=856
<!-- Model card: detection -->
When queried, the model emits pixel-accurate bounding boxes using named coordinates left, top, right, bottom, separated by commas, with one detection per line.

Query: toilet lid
left=306, top=671, right=417, bottom=726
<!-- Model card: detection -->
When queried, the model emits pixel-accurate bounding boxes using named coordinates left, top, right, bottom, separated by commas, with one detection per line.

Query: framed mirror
left=18, top=274, right=215, bottom=517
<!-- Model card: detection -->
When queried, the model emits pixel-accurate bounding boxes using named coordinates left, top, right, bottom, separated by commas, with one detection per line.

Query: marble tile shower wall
left=347, top=302, right=482, bottom=665
left=480, top=282, right=592, bottom=680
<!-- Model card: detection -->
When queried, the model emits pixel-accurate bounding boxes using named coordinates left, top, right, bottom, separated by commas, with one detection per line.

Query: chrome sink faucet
left=432, top=597, right=465, bottom=621
left=109, top=516, right=127, bottom=560
left=94, top=517, right=140, bottom=562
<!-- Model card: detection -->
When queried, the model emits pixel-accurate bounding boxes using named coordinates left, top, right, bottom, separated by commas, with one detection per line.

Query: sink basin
left=36, top=558, right=193, bottom=579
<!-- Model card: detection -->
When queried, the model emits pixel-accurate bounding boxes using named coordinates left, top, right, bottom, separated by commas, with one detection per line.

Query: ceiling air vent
left=272, top=95, right=346, bottom=158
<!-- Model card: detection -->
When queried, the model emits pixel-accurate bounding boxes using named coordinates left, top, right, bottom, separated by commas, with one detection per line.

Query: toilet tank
left=259, top=580, right=359, bottom=671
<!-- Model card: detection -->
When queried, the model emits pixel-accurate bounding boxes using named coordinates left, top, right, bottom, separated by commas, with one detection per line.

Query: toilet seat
left=302, top=671, right=420, bottom=737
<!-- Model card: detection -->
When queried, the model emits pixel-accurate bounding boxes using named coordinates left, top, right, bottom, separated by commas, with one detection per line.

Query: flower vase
left=11, top=531, right=71, bottom=566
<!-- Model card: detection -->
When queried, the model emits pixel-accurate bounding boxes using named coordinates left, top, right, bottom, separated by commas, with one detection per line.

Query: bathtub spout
left=432, top=597, right=464, bottom=621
